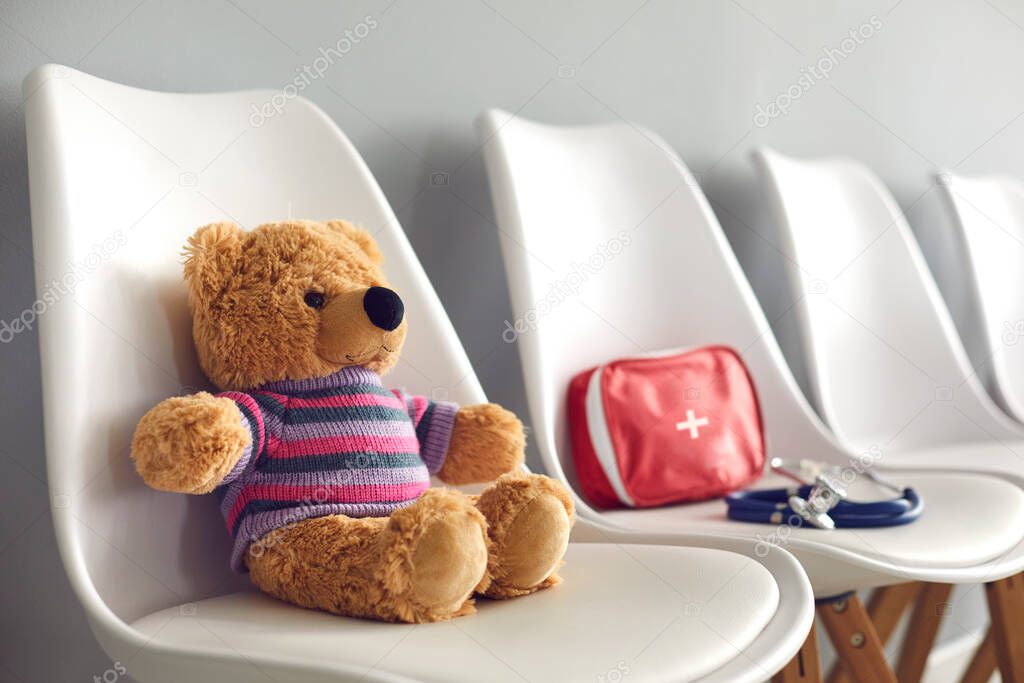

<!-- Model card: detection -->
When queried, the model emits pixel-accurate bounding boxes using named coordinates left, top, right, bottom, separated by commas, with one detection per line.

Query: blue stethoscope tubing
left=725, top=485, right=923, bottom=528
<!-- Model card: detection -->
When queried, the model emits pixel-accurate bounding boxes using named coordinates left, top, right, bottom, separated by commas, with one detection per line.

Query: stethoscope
left=725, top=458, right=923, bottom=529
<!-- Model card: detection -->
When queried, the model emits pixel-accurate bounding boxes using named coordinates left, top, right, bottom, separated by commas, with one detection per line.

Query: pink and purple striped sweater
left=216, top=365, right=458, bottom=572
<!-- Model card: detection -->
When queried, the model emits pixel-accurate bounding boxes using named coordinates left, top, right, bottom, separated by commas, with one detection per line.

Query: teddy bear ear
left=324, top=219, right=384, bottom=264
left=182, top=222, right=245, bottom=303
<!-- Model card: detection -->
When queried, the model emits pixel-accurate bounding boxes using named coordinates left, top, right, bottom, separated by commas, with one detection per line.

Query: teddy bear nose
left=362, top=286, right=404, bottom=331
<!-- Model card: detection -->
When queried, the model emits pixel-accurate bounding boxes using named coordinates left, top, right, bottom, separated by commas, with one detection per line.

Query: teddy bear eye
left=304, top=291, right=326, bottom=309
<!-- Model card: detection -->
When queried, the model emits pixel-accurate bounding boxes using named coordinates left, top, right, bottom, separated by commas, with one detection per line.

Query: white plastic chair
left=752, top=148, right=1024, bottom=475
left=752, top=147, right=1024, bottom=680
left=479, top=111, right=1024, bottom=680
left=23, top=65, right=815, bottom=683
left=936, top=172, right=1024, bottom=425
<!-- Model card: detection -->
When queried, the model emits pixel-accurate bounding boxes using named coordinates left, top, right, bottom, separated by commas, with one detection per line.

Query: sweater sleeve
left=215, top=391, right=266, bottom=485
left=392, top=390, right=459, bottom=475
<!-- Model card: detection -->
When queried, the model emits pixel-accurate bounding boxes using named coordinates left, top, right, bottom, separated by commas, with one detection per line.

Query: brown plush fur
left=475, top=473, right=574, bottom=599
left=183, top=219, right=406, bottom=390
left=131, top=219, right=575, bottom=623
left=131, top=392, right=250, bottom=494
left=245, top=476, right=574, bottom=619
left=245, top=489, right=489, bottom=623
left=439, top=403, right=526, bottom=485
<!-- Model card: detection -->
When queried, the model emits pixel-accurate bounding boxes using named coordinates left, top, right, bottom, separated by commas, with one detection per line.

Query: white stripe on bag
left=585, top=366, right=636, bottom=507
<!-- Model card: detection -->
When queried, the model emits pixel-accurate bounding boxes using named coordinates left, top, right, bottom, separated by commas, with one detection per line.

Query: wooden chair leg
left=985, top=573, right=1024, bottom=682
left=896, top=582, right=954, bottom=683
left=817, top=595, right=897, bottom=683
left=960, top=626, right=995, bottom=683
left=773, top=621, right=822, bottom=683
left=827, top=582, right=921, bottom=683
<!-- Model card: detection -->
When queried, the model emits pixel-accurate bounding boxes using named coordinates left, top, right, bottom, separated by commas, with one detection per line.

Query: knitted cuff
left=222, top=417, right=254, bottom=485
left=218, top=392, right=263, bottom=485
left=419, top=400, right=459, bottom=475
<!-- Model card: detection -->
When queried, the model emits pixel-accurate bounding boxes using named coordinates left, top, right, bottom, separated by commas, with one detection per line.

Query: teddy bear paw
left=437, top=403, right=526, bottom=485
left=493, top=493, right=571, bottom=590
left=476, top=473, right=575, bottom=599
left=131, top=392, right=250, bottom=494
left=381, top=488, right=489, bottom=621
left=409, top=513, right=489, bottom=613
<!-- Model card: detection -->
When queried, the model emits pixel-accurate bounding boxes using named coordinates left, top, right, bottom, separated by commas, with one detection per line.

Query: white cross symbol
left=676, top=409, right=709, bottom=439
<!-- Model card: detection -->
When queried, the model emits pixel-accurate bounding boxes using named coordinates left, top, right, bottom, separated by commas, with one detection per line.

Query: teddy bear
left=130, top=218, right=574, bottom=623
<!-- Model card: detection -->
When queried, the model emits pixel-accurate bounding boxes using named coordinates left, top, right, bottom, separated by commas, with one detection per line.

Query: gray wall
left=2, top=0, right=1021, bottom=680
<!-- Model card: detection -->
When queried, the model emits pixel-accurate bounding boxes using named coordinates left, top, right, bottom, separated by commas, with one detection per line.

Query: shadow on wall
left=704, top=169, right=824, bottom=425
left=402, top=128, right=544, bottom=470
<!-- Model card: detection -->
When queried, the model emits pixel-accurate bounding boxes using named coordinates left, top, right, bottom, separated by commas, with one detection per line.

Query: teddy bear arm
left=436, top=403, right=525, bottom=485
left=130, top=392, right=251, bottom=494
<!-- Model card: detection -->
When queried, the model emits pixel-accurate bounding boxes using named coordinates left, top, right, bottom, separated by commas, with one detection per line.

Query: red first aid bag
left=567, top=346, right=765, bottom=509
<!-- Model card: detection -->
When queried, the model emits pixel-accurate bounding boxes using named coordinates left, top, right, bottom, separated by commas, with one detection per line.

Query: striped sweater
left=216, top=365, right=458, bottom=572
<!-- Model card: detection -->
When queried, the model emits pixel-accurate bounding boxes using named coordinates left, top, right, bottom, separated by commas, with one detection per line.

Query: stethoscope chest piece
left=788, top=474, right=847, bottom=529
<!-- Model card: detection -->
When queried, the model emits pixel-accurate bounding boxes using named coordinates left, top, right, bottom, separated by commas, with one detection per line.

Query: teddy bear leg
left=381, top=488, right=491, bottom=621
left=474, top=472, right=575, bottom=599
left=245, top=488, right=489, bottom=623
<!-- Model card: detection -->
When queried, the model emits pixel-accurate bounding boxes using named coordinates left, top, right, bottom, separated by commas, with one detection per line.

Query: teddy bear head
left=183, top=219, right=407, bottom=390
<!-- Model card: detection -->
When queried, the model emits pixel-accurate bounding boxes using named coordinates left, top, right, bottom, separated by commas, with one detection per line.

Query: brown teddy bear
left=130, top=219, right=574, bottom=623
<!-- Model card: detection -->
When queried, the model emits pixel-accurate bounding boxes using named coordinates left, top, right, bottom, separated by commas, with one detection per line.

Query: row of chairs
left=23, top=64, right=1024, bottom=682
left=483, top=112, right=1024, bottom=683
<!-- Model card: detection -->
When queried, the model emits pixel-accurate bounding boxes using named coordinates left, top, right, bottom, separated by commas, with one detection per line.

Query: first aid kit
left=567, top=346, right=765, bottom=509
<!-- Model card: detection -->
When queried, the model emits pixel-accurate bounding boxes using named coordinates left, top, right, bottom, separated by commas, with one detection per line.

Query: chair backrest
left=752, top=148, right=1024, bottom=454
left=478, top=111, right=849, bottom=510
left=939, top=172, right=1024, bottom=423
left=24, top=65, right=485, bottom=625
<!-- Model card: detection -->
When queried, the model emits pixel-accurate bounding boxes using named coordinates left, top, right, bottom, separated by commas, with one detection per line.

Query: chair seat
left=600, top=472, right=1024, bottom=594
left=129, top=544, right=779, bottom=683
left=885, top=440, right=1024, bottom=478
